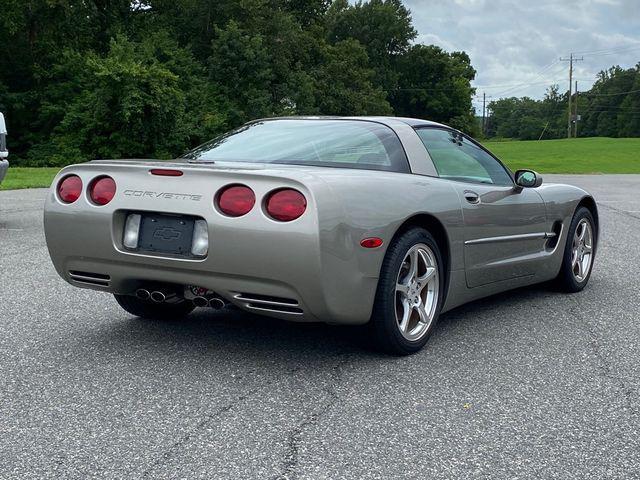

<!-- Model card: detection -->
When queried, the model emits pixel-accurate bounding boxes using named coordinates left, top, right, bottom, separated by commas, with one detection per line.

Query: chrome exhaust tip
left=209, top=297, right=226, bottom=310
left=136, top=288, right=150, bottom=300
left=193, top=296, right=209, bottom=308
left=150, top=291, right=166, bottom=303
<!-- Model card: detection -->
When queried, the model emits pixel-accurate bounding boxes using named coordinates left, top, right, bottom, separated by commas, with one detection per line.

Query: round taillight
left=266, top=189, right=307, bottom=222
left=57, top=175, right=83, bottom=204
left=217, top=185, right=255, bottom=217
left=89, top=176, right=116, bottom=206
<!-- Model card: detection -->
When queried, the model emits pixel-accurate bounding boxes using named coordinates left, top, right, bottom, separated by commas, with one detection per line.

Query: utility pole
left=560, top=53, right=583, bottom=138
left=482, top=92, right=486, bottom=136
left=574, top=80, right=579, bottom=138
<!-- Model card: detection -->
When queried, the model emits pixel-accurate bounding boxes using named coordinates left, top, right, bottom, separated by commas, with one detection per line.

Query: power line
left=582, top=88, right=640, bottom=97
left=571, top=43, right=640, bottom=56
left=474, top=79, right=562, bottom=90
left=583, top=46, right=640, bottom=58
left=490, top=60, right=565, bottom=97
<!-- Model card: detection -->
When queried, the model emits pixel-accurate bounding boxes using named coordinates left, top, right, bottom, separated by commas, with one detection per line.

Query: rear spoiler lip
left=87, top=159, right=270, bottom=169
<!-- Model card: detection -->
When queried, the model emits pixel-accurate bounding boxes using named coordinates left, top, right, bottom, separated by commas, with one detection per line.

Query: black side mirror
left=515, top=169, right=542, bottom=188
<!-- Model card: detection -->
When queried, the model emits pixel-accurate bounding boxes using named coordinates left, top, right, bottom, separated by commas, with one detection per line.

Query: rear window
left=184, top=119, right=410, bottom=173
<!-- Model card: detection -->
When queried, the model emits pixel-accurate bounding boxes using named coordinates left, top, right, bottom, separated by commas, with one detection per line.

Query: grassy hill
left=483, top=137, right=640, bottom=174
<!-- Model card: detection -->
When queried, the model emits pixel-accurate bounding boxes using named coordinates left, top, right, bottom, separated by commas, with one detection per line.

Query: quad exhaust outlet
left=135, top=285, right=227, bottom=309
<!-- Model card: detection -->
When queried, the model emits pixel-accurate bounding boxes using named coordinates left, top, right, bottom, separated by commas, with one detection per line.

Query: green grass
left=0, top=167, right=59, bottom=190
left=483, top=137, right=640, bottom=174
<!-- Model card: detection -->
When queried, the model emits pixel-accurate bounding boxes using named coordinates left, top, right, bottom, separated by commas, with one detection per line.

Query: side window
left=416, top=128, right=512, bottom=186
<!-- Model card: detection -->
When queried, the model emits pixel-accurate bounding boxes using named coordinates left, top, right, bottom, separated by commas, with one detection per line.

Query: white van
left=0, top=112, right=8, bottom=184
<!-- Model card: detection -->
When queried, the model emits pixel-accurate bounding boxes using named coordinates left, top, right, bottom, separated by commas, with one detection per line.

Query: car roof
left=250, top=116, right=448, bottom=129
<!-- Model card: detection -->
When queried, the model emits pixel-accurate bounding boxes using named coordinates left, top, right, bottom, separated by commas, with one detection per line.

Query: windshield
left=183, top=119, right=410, bottom=173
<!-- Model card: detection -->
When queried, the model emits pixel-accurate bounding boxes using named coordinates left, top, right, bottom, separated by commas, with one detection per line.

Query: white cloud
left=403, top=0, right=640, bottom=106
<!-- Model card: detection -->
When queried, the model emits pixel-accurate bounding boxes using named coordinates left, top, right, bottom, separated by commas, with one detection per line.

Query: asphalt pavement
left=1, top=175, right=639, bottom=479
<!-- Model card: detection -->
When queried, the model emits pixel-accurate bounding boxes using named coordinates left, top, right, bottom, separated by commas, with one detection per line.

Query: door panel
left=414, top=127, right=549, bottom=288
left=453, top=184, right=548, bottom=287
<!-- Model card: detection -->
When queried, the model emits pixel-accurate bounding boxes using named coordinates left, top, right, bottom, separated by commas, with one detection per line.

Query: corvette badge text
left=123, top=190, right=203, bottom=201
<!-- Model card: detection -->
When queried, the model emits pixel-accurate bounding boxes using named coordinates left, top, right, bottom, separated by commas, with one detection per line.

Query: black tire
left=555, top=206, right=597, bottom=293
left=369, top=228, right=445, bottom=355
left=114, top=294, right=195, bottom=320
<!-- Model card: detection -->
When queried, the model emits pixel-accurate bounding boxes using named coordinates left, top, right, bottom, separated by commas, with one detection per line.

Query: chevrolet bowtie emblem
left=153, top=227, right=182, bottom=241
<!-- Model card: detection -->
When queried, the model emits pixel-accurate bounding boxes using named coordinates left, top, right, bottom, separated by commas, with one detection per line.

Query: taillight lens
left=89, top=176, right=116, bottom=205
left=217, top=185, right=255, bottom=217
left=266, top=189, right=307, bottom=222
left=57, top=175, right=83, bottom=204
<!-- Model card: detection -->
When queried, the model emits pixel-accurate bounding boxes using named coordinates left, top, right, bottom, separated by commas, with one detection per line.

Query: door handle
left=464, top=190, right=480, bottom=204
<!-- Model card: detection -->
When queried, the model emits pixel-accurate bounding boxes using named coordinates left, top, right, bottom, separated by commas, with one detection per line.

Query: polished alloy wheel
left=571, top=218, right=594, bottom=282
left=394, top=244, right=439, bottom=341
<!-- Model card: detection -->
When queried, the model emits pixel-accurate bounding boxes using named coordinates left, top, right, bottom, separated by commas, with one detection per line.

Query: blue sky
left=402, top=0, right=640, bottom=110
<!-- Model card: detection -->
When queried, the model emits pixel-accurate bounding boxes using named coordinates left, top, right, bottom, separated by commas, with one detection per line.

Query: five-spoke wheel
left=370, top=228, right=444, bottom=355
left=571, top=218, right=594, bottom=282
left=395, top=244, right=439, bottom=342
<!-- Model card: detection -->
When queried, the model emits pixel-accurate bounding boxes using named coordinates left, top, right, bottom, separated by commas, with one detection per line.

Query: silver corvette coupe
left=44, top=117, right=598, bottom=354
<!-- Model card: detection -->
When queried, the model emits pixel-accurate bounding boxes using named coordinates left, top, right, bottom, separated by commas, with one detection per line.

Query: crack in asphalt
left=272, top=354, right=350, bottom=480
left=139, top=366, right=302, bottom=479
left=51, top=452, right=89, bottom=478
left=570, top=302, right=637, bottom=416
left=598, top=203, right=640, bottom=222
left=585, top=321, right=637, bottom=415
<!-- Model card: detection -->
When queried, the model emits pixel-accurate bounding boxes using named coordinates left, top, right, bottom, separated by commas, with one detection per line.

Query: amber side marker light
left=360, top=237, right=384, bottom=249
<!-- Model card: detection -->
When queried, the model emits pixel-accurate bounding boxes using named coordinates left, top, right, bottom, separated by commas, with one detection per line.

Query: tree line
left=0, top=0, right=477, bottom=167
left=486, top=64, right=640, bottom=140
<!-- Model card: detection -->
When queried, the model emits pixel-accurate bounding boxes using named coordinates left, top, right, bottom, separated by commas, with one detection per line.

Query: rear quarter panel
left=311, top=170, right=465, bottom=321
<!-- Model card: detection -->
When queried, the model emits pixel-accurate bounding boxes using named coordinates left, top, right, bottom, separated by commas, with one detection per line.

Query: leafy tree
left=29, top=34, right=224, bottom=166
left=0, top=0, right=481, bottom=166
left=208, top=22, right=275, bottom=127
left=309, top=39, right=392, bottom=115
left=580, top=66, right=637, bottom=138
left=392, top=45, right=476, bottom=133
left=486, top=64, right=640, bottom=140
left=616, top=64, right=640, bottom=137
left=327, top=0, right=416, bottom=92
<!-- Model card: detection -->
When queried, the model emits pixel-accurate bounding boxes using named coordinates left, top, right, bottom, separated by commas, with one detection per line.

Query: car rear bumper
left=43, top=163, right=378, bottom=325
left=0, top=159, right=8, bottom=184
left=60, top=255, right=318, bottom=321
